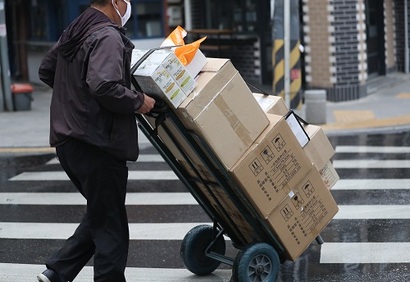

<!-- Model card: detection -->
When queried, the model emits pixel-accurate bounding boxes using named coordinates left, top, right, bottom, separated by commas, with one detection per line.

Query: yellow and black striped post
left=273, top=39, right=302, bottom=109
left=272, top=0, right=302, bottom=109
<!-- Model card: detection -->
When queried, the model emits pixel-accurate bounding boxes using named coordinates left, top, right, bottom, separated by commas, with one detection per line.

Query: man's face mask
left=112, top=0, right=132, bottom=26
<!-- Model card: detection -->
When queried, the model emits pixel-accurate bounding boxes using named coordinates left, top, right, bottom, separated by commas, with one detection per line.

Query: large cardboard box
left=178, top=58, right=237, bottom=118
left=253, top=93, right=289, bottom=116
left=229, top=114, right=312, bottom=217
left=266, top=166, right=339, bottom=260
left=176, top=60, right=269, bottom=170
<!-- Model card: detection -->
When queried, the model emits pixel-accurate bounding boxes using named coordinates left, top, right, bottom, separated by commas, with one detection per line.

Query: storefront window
left=29, top=0, right=65, bottom=42
left=125, top=0, right=164, bottom=38
left=198, top=0, right=258, bottom=33
left=28, top=0, right=164, bottom=42
left=233, top=0, right=257, bottom=33
left=30, top=0, right=49, bottom=41
left=203, top=0, right=233, bottom=30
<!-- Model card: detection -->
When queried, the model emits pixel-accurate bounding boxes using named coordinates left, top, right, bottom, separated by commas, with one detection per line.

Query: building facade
left=301, top=0, right=407, bottom=101
left=7, top=0, right=166, bottom=84
left=5, top=0, right=410, bottom=102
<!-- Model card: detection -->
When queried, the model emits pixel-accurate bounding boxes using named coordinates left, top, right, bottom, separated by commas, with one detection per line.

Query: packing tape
left=213, top=95, right=253, bottom=147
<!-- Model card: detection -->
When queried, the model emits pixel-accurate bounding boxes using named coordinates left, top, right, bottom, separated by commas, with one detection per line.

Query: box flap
left=201, top=58, right=231, bottom=72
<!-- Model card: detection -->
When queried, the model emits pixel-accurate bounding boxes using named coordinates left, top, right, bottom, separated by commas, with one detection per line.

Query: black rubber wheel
left=180, top=224, right=226, bottom=276
left=232, top=243, right=280, bottom=282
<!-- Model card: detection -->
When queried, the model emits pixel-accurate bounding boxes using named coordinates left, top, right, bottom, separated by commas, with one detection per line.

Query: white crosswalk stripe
left=334, top=205, right=410, bottom=219
left=0, top=222, right=211, bottom=240
left=0, top=192, right=196, bottom=205
left=9, top=170, right=178, bottom=181
left=333, top=159, right=410, bottom=168
left=0, top=263, right=231, bottom=282
left=335, top=145, right=410, bottom=154
left=333, top=179, right=410, bottom=190
left=1, top=153, right=214, bottom=281
left=320, top=144, right=410, bottom=265
left=2, top=142, right=410, bottom=279
left=46, top=154, right=165, bottom=165
left=320, top=242, right=410, bottom=264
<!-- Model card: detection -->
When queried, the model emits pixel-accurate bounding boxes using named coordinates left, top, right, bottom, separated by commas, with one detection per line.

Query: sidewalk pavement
left=1, top=74, right=410, bottom=154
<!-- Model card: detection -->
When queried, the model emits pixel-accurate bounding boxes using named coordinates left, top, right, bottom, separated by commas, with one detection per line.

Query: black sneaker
left=37, top=269, right=65, bottom=282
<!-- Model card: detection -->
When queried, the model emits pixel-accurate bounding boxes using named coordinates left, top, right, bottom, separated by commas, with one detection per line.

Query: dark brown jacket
left=39, top=8, right=144, bottom=161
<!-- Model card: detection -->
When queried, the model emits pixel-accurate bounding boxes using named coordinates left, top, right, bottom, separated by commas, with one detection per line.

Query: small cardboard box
left=229, top=114, right=312, bottom=217
left=302, top=124, right=335, bottom=170
left=133, top=49, right=197, bottom=108
left=160, top=51, right=196, bottom=94
left=253, top=93, right=289, bottom=116
left=319, top=160, right=340, bottom=190
left=134, top=62, right=186, bottom=108
left=286, top=111, right=310, bottom=147
left=185, top=49, right=208, bottom=78
left=134, top=49, right=196, bottom=94
left=266, top=166, right=338, bottom=260
left=177, top=67, right=269, bottom=170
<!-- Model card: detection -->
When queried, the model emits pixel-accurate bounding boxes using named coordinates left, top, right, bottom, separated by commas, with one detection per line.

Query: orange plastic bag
left=162, top=26, right=187, bottom=46
left=161, top=26, right=206, bottom=66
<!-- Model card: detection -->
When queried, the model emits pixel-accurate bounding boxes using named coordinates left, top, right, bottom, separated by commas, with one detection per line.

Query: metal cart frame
left=131, top=50, right=322, bottom=281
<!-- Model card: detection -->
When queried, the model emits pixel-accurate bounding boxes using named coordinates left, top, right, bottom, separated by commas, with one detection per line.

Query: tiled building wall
left=328, top=0, right=367, bottom=101
left=332, top=0, right=360, bottom=85
left=385, top=0, right=397, bottom=72
left=395, top=0, right=406, bottom=72
left=190, top=0, right=204, bottom=29
left=357, top=0, right=367, bottom=83
left=189, top=0, right=403, bottom=102
left=200, top=38, right=261, bottom=86
left=230, top=39, right=261, bottom=85
left=302, top=0, right=368, bottom=101
left=301, top=0, right=333, bottom=89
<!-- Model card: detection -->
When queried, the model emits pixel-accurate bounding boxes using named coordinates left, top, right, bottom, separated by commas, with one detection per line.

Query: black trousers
left=46, top=138, right=129, bottom=282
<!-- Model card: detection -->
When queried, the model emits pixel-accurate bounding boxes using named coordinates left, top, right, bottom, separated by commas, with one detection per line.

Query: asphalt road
left=1, top=129, right=410, bottom=281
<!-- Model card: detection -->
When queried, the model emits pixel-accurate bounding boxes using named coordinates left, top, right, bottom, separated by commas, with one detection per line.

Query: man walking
left=37, top=0, right=155, bottom=281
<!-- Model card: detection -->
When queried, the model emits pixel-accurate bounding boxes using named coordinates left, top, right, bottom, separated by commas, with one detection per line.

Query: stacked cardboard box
left=253, top=92, right=339, bottom=189
left=233, top=94, right=340, bottom=260
left=253, top=93, right=288, bottom=116
left=134, top=48, right=339, bottom=261
left=227, top=112, right=339, bottom=260
left=132, top=49, right=198, bottom=108
left=266, top=166, right=338, bottom=259
left=142, top=57, right=269, bottom=171
left=175, top=59, right=269, bottom=169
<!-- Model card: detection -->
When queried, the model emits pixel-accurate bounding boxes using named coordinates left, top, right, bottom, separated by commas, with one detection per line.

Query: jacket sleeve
left=38, top=44, right=59, bottom=88
left=86, top=29, right=144, bottom=114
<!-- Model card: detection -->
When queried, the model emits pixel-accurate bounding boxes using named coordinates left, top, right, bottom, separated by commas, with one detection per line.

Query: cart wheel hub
left=256, top=265, right=265, bottom=275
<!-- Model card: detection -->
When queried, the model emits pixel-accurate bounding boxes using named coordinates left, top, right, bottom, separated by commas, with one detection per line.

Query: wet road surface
left=1, top=130, right=410, bottom=281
